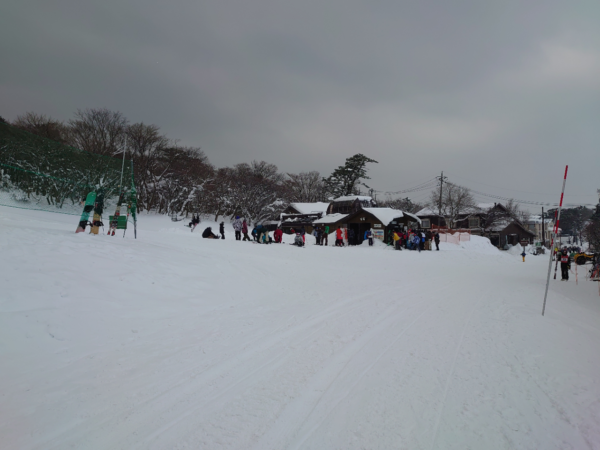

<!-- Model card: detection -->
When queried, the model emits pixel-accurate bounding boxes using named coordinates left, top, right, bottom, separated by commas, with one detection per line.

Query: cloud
left=1, top=0, right=599, bottom=206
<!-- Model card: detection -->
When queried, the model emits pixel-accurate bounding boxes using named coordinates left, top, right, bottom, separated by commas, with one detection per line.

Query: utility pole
left=437, top=171, right=447, bottom=227
left=541, top=206, right=545, bottom=247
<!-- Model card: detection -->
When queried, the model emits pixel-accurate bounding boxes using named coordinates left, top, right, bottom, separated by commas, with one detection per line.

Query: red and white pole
left=542, top=165, right=568, bottom=316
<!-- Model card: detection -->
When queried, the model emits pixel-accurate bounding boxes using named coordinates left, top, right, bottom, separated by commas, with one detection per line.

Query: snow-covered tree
left=284, top=171, right=328, bottom=203
left=379, top=196, right=423, bottom=213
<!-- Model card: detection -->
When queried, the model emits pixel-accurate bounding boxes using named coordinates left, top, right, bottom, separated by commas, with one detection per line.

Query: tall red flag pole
left=542, top=165, right=568, bottom=316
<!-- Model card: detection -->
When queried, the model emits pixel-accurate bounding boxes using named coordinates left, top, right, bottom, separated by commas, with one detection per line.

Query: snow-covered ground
left=1, top=206, right=599, bottom=450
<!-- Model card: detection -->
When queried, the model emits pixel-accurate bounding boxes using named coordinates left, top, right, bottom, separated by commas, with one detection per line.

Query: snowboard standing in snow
left=76, top=191, right=96, bottom=233
left=90, top=188, right=104, bottom=235
left=108, top=192, right=125, bottom=236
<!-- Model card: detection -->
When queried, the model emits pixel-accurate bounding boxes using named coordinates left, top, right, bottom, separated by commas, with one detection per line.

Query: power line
left=374, top=178, right=438, bottom=196
left=445, top=172, right=596, bottom=198
left=374, top=174, right=598, bottom=208
left=464, top=186, right=596, bottom=207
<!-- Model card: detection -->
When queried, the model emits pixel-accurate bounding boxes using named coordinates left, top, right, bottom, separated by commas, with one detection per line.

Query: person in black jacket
left=202, top=227, right=219, bottom=239
left=219, top=222, right=225, bottom=239
left=434, top=232, right=440, bottom=251
left=560, top=249, right=570, bottom=280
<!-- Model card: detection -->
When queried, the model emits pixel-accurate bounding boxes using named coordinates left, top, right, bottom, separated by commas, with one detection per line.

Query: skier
left=219, top=221, right=225, bottom=240
left=434, top=232, right=440, bottom=251
left=364, top=229, right=374, bottom=246
left=323, top=225, right=329, bottom=246
left=521, top=250, right=526, bottom=262
left=242, top=220, right=251, bottom=241
left=560, top=249, right=570, bottom=280
left=202, top=227, right=219, bottom=239
left=232, top=216, right=242, bottom=240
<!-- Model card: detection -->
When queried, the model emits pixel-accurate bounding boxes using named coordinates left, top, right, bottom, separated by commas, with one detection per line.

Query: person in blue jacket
left=364, top=229, right=374, bottom=246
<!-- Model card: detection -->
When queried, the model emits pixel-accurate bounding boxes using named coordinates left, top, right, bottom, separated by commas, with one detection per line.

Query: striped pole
left=542, top=165, right=568, bottom=316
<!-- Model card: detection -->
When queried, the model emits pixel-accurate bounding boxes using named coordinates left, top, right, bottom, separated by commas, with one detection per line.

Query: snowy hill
left=1, top=206, right=599, bottom=449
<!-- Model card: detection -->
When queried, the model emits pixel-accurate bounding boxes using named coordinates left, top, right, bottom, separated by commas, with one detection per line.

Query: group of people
left=307, top=225, right=375, bottom=247
left=201, top=216, right=250, bottom=240
left=252, top=224, right=284, bottom=244
left=197, top=215, right=441, bottom=254
left=391, top=229, right=440, bottom=252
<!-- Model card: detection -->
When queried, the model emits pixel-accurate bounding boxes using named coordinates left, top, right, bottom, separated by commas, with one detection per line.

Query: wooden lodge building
left=277, top=196, right=421, bottom=244
left=415, top=203, right=535, bottom=248
left=309, top=196, right=422, bottom=245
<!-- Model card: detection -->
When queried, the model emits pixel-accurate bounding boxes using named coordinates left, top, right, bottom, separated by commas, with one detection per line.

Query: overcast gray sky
left=2, top=0, right=599, bottom=210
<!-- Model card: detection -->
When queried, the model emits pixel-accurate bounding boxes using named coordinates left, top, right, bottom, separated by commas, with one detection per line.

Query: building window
left=468, top=217, right=480, bottom=228
left=422, top=219, right=431, bottom=228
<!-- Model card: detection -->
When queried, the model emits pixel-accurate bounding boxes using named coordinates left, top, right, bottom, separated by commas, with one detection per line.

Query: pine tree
left=323, top=154, right=378, bottom=198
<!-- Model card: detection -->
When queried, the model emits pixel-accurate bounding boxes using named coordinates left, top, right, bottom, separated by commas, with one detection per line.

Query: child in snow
left=219, top=222, right=225, bottom=239
left=294, top=233, right=304, bottom=247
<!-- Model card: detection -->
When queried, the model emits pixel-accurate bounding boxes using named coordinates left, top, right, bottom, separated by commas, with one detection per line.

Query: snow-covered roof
left=361, top=208, right=421, bottom=225
left=486, top=219, right=512, bottom=232
left=314, top=213, right=348, bottom=224
left=331, top=195, right=373, bottom=202
left=415, top=206, right=437, bottom=216
left=289, top=202, right=330, bottom=215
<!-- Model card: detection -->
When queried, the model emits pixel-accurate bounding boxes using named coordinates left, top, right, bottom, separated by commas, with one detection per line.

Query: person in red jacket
left=274, top=227, right=283, bottom=243
left=335, top=226, right=344, bottom=246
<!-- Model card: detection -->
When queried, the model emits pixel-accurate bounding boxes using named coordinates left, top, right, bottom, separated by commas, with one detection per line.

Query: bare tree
left=69, top=108, right=128, bottom=156
left=12, top=112, right=70, bottom=144
left=126, top=122, right=170, bottom=211
left=379, top=196, right=423, bottom=213
left=284, top=171, right=328, bottom=203
left=203, top=161, right=287, bottom=224
left=428, top=182, right=477, bottom=229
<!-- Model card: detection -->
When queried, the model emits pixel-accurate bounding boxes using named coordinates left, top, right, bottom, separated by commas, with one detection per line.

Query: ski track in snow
left=1, top=207, right=600, bottom=450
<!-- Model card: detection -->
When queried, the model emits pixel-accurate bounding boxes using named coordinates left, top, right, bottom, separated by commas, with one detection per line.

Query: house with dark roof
left=415, top=203, right=535, bottom=247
